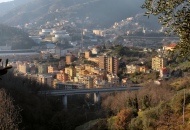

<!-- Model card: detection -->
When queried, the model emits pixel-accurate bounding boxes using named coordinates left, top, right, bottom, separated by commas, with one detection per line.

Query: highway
left=39, top=86, right=142, bottom=96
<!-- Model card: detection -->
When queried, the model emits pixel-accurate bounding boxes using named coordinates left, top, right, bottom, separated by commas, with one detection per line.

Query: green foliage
left=142, top=95, right=151, bottom=110
left=111, top=45, right=143, bottom=57
left=84, top=60, right=98, bottom=67
left=107, top=116, right=117, bottom=130
left=142, top=0, right=190, bottom=58
left=170, top=90, right=190, bottom=113
left=129, top=116, right=143, bottom=130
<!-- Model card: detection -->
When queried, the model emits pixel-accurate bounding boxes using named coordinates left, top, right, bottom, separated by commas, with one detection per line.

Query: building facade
left=66, top=54, right=75, bottom=64
left=126, top=64, right=140, bottom=74
left=65, top=66, right=76, bottom=80
left=38, top=64, right=48, bottom=74
left=56, top=70, right=69, bottom=82
left=152, top=56, right=167, bottom=71
left=99, top=55, right=119, bottom=74
left=85, top=50, right=91, bottom=59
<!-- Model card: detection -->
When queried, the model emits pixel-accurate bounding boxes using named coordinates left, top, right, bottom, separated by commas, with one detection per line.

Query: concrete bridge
left=39, top=86, right=142, bottom=109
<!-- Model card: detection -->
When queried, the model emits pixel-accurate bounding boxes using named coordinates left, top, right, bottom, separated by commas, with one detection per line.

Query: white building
left=126, top=64, right=140, bottom=74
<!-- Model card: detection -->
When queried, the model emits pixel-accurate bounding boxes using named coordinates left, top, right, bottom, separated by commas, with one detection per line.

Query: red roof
left=167, top=43, right=177, bottom=48
left=160, top=67, right=170, bottom=74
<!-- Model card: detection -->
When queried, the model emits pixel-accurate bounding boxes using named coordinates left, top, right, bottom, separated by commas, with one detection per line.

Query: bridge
left=40, top=86, right=142, bottom=109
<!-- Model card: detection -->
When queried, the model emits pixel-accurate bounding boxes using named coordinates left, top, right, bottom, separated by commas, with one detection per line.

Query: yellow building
left=75, top=65, right=85, bottom=77
left=85, top=50, right=91, bottom=59
left=48, top=65, right=58, bottom=73
left=56, top=70, right=69, bottom=82
left=152, top=56, right=167, bottom=71
left=139, top=66, right=148, bottom=73
left=85, top=65, right=94, bottom=72
left=18, top=63, right=29, bottom=74
left=93, top=29, right=105, bottom=36
left=65, top=66, right=76, bottom=80
left=78, top=76, right=94, bottom=88
left=91, top=68, right=107, bottom=79
left=66, top=53, right=75, bottom=64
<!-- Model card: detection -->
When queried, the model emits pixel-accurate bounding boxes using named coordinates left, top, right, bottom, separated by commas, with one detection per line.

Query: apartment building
left=107, top=73, right=120, bottom=86
left=152, top=55, right=167, bottom=71
left=18, top=63, right=29, bottom=74
left=78, top=76, right=94, bottom=88
left=99, top=55, right=119, bottom=74
left=85, top=50, right=91, bottom=59
left=66, top=53, right=75, bottom=64
left=38, top=74, right=53, bottom=87
left=48, top=65, right=58, bottom=73
left=56, top=70, right=69, bottom=82
left=65, top=66, right=76, bottom=80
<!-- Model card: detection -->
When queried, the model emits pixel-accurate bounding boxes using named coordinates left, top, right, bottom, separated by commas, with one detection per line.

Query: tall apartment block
left=98, top=55, right=119, bottom=74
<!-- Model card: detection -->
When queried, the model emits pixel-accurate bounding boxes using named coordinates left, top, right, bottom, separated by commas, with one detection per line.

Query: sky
left=0, top=0, right=13, bottom=3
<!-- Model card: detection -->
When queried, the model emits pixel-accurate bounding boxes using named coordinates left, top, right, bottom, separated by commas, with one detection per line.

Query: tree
left=115, top=109, right=135, bottom=130
left=0, top=89, right=21, bottom=130
left=0, top=59, right=12, bottom=79
left=142, top=0, right=190, bottom=58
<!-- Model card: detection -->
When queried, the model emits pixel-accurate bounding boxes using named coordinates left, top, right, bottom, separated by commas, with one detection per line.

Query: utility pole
left=183, top=89, right=186, bottom=125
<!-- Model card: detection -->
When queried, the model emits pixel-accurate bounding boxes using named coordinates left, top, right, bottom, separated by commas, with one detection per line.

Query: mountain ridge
left=0, top=0, right=145, bottom=28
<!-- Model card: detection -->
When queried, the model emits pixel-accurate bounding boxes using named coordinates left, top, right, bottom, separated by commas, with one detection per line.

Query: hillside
left=0, top=0, right=32, bottom=16
left=0, top=24, right=36, bottom=49
left=0, top=0, right=145, bottom=28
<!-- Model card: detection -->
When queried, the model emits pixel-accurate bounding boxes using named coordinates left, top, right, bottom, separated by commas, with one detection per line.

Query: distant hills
left=0, top=0, right=32, bottom=16
left=0, top=24, right=36, bottom=49
left=0, top=0, right=150, bottom=28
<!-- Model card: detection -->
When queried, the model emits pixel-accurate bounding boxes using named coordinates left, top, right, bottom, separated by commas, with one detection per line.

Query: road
left=39, top=86, right=142, bottom=96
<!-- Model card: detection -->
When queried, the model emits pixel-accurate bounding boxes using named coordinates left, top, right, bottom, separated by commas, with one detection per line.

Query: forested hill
left=0, top=24, right=36, bottom=49
left=0, top=0, right=144, bottom=28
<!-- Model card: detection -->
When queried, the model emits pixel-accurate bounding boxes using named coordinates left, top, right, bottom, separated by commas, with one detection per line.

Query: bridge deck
left=39, top=87, right=142, bottom=96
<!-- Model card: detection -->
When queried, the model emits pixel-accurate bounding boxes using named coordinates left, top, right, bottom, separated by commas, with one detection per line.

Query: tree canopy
left=142, top=0, right=190, bottom=57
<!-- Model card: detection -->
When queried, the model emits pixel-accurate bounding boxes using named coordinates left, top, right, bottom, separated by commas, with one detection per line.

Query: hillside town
left=0, top=39, right=177, bottom=90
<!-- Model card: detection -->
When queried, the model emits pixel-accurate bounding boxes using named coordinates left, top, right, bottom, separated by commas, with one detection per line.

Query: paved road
left=39, top=86, right=142, bottom=96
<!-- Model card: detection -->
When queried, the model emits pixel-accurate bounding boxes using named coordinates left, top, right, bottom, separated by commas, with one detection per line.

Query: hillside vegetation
left=77, top=78, right=190, bottom=130
left=0, top=24, right=36, bottom=49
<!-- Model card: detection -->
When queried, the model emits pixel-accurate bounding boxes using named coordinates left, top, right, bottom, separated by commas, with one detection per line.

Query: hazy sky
left=0, top=0, right=13, bottom=3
